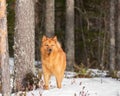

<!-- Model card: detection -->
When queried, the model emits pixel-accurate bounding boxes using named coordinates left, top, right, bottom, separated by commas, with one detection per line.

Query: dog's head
left=41, top=36, right=60, bottom=55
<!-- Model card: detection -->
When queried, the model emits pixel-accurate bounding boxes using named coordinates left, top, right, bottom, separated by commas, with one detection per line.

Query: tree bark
left=116, top=0, right=120, bottom=70
left=109, top=0, right=115, bottom=73
left=65, top=0, right=75, bottom=71
left=35, top=0, right=42, bottom=62
left=0, top=0, right=11, bottom=95
left=14, top=0, right=35, bottom=91
left=45, top=0, right=55, bottom=37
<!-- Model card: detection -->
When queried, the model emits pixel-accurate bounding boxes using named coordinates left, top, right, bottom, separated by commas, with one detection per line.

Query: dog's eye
left=45, top=44, right=48, bottom=46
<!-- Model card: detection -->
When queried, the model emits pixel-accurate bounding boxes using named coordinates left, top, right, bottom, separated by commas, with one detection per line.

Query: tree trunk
left=65, top=0, right=75, bottom=71
left=35, top=0, right=42, bottom=63
left=45, top=0, right=55, bottom=37
left=14, top=0, right=35, bottom=91
left=109, top=0, right=115, bottom=73
left=116, top=0, right=120, bottom=70
left=55, top=1, right=65, bottom=32
left=0, top=0, right=11, bottom=95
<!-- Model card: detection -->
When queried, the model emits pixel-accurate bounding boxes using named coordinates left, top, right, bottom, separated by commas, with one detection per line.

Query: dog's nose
left=48, top=49, right=52, bottom=52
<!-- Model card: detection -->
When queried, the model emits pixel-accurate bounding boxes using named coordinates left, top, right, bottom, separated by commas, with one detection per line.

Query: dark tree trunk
left=55, top=1, right=65, bottom=32
left=0, top=0, right=11, bottom=95
left=45, top=0, right=55, bottom=37
left=116, top=0, right=120, bottom=70
left=35, top=0, right=43, bottom=62
left=65, top=0, right=75, bottom=71
left=55, top=1, right=62, bottom=32
left=109, top=0, right=115, bottom=73
left=14, top=0, right=35, bottom=91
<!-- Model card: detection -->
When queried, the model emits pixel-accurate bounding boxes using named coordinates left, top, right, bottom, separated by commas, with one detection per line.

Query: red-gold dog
left=40, top=36, right=66, bottom=90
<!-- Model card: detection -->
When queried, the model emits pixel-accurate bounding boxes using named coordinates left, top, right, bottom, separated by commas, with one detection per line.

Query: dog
left=40, top=36, right=66, bottom=90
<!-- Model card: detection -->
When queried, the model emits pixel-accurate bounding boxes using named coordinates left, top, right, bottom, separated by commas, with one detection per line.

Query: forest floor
left=11, top=76, right=120, bottom=96
left=2, top=58, right=120, bottom=96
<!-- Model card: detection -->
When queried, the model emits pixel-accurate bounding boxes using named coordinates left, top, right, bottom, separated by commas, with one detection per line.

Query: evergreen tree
left=65, top=0, right=75, bottom=71
left=0, top=0, right=11, bottom=95
left=45, top=0, right=55, bottom=37
left=14, top=0, right=35, bottom=91
left=116, top=0, right=120, bottom=70
left=109, top=0, right=115, bottom=73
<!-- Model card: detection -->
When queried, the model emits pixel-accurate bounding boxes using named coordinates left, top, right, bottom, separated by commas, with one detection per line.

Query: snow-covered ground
left=11, top=77, right=119, bottom=96
left=6, top=58, right=120, bottom=96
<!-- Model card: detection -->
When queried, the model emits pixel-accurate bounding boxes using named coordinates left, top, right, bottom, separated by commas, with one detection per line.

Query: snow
left=10, top=76, right=120, bottom=96
left=5, top=58, right=120, bottom=96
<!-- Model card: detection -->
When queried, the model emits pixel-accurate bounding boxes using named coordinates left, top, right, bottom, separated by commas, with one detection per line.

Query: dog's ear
left=53, top=36, right=57, bottom=41
left=42, top=35, right=47, bottom=42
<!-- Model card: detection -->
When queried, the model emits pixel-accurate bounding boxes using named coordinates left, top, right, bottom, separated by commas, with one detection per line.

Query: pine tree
left=116, top=0, right=120, bottom=70
left=65, top=0, right=75, bottom=71
left=109, top=0, right=115, bottom=73
left=45, top=0, right=55, bottom=37
left=14, top=0, right=35, bottom=91
left=0, top=0, right=11, bottom=95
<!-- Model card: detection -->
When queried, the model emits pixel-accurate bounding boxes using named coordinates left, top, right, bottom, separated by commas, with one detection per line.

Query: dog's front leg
left=43, top=67, right=51, bottom=90
left=55, top=73, right=63, bottom=89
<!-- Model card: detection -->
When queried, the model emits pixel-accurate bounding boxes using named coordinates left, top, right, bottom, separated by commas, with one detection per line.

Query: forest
left=0, top=0, right=120, bottom=96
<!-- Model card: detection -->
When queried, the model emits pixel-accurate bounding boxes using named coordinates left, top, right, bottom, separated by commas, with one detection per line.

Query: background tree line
left=7, top=0, right=120, bottom=70
left=0, top=0, right=120, bottom=95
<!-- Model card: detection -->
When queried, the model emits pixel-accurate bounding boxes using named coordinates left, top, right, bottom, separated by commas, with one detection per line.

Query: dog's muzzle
left=48, top=48, right=52, bottom=55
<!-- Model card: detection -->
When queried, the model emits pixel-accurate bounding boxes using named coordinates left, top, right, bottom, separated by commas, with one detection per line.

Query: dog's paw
left=44, top=85, right=49, bottom=90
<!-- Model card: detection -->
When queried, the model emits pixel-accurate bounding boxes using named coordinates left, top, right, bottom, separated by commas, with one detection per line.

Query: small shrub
left=74, top=63, right=92, bottom=78
left=109, top=70, right=120, bottom=79
left=22, top=72, right=41, bottom=91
